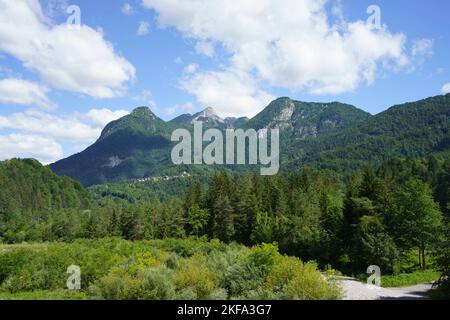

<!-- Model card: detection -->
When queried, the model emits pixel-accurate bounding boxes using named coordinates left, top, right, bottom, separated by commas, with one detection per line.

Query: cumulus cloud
left=137, top=21, right=150, bottom=36
left=0, top=0, right=135, bottom=98
left=184, top=63, right=199, bottom=74
left=142, top=0, right=411, bottom=116
left=0, top=133, right=63, bottom=164
left=181, top=69, right=275, bottom=118
left=0, top=78, right=54, bottom=110
left=0, top=109, right=101, bottom=142
left=0, top=108, right=129, bottom=142
left=84, top=109, right=130, bottom=127
left=442, top=83, right=450, bottom=95
left=0, top=107, right=129, bottom=164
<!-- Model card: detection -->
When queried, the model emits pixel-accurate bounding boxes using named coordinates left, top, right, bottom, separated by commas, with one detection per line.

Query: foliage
left=1, top=152, right=450, bottom=299
left=0, top=238, right=341, bottom=300
left=380, top=270, right=441, bottom=288
left=51, top=94, right=450, bottom=185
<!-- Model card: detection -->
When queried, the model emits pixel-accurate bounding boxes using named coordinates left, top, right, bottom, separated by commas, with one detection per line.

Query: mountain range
left=170, top=107, right=249, bottom=129
left=50, top=94, right=450, bottom=186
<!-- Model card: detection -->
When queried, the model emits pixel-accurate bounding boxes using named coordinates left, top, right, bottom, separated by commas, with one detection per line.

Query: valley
left=0, top=94, right=449, bottom=300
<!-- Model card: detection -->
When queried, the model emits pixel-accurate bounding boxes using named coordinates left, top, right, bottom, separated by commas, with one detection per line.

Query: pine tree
left=213, top=196, right=234, bottom=242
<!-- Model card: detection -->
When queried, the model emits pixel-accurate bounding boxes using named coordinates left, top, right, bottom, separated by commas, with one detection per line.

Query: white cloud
left=181, top=69, right=275, bottom=118
left=84, top=109, right=130, bottom=127
left=0, top=78, right=54, bottom=110
left=121, top=2, right=133, bottom=15
left=174, top=57, right=183, bottom=64
left=0, top=133, right=63, bottom=164
left=442, top=83, right=450, bottom=95
left=0, top=108, right=128, bottom=143
left=184, top=63, right=199, bottom=74
left=0, top=0, right=135, bottom=98
left=195, top=41, right=215, bottom=57
left=412, top=39, right=434, bottom=56
left=0, top=106, right=129, bottom=163
left=142, top=0, right=412, bottom=116
left=0, top=109, right=99, bottom=142
left=137, top=21, right=150, bottom=36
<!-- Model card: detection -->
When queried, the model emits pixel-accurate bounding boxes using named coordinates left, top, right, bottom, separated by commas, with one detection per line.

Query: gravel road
left=338, top=277, right=434, bottom=300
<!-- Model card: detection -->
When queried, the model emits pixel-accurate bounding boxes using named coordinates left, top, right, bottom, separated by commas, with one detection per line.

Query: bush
left=209, top=288, right=228, bottom=300
left=0, top=238, right=342, bottom=300
left=284, top=265, right=341, bottom=300
left=142, top=266, right=175, bottom=300
left=266, top=257, right=341, bottom=300
left=92, top=271, right=145, bottom=300
left=0, top=247, right=70, bottom=292
left=223, top=260, right=265, bottom=298
left=175, top=253, right=217, bottom=299
left=175, top=287, right=197, bottom=300
left=248, top=243, right=281, bottom=276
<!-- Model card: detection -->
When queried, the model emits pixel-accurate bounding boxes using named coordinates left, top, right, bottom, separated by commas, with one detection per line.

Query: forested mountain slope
left=288, top=94, right=450, bottom=171
left=0, top=159, right=91, bottom=213
left=50, top=94, right=450, bottom=186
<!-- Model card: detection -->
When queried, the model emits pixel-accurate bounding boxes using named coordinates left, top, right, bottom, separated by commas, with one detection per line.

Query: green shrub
left=284, top=265, right=341, bottom=300
left=0, top=247, right=69, bottom=292
left=223, top=261, right=265, bottom=298
left=92, top=271, right=144, bottom=300
left=209, top=288, right=228, bottom=300
left=266, top=257, right=341, bottom=300
left=175, top=253, right=217, bottom=299
left=0, top=238, right=343, bottom=300
left=175, top=287, right=197, bottom=300
left=142, top=266, right=175, bottom=300
left=248, top=243, right=281, bottom=276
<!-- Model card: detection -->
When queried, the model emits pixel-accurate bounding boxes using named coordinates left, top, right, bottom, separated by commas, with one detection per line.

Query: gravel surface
left=338, top=277, right=434, bottom=300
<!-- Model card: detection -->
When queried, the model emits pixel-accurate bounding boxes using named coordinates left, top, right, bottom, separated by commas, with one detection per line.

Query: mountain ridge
left=50, top=94, right=450, bottom=186
left=169, top=106, right=249, bottom=128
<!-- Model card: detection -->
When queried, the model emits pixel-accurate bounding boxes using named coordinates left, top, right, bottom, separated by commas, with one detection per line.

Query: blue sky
left=0, top=0, right=449, bottom=163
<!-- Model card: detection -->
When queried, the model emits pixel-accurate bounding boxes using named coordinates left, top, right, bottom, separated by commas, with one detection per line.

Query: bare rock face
left=323, top=119, right=338, bottom=127
left=266, top=100, right=296, bottom=131
left=296, top=126, right=318, bottom=140
left=191, top=107, right=224, bottom=124
left=170, top=107, right=227, bottom=128
left=107, top=156, right=122, bottom=168
left=275, top=101, right=295, bottom=122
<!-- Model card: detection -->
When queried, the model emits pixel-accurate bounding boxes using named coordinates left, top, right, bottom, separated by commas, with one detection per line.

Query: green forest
left=0, top=0, right=449, bottom=306
left=0, top=157, right=449, bottom=299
